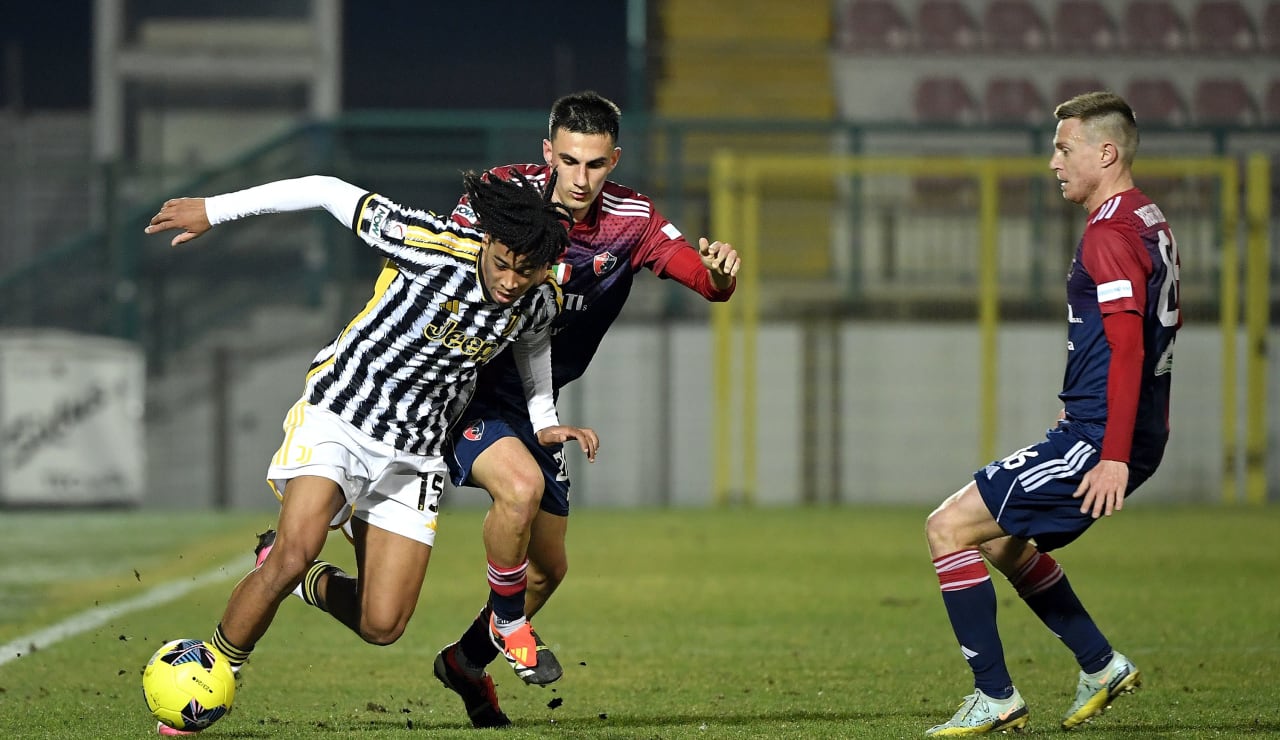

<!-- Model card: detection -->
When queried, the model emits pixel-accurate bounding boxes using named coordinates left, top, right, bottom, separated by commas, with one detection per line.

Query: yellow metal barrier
left=1245, top=154, right=1271, bottom=505
left=709, top=153, right=1265, bottom=506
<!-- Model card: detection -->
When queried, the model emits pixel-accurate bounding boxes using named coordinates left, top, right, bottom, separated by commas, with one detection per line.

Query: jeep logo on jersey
left=463, top=420, right=484, bottom=441
left=593, top=252, right=618, bottom=276
left=424, top=318, right=499, bottom=363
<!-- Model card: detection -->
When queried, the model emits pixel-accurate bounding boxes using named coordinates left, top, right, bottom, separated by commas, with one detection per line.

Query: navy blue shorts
left=447, top=414, right=571, bottom=517
left=973, top=424, right=1152, bottom=552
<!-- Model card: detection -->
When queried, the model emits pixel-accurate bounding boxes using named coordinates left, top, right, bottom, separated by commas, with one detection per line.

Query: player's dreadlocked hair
left=548, top=90, right=621, bottom=142
left=463, top=170, right=572, bottom=267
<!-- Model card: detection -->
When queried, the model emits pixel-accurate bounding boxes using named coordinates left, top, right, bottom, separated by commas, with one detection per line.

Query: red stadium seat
left=1265, top=2, right=1280, bottom=54
left=917, top=0, right=981, bottom=52
left=1053, top=77, right=1109, bottom=105
left=1124, top=1, right=1189, bottom=52
left=913, top=76, right=980, bottom=205
left=1191, top=1, right=1258, bottom=52
left=1053, top=0, right=1120, bottom=52
left=1124, top=78, right=1190, bottom=126
left=839, top=0, right=913, bottom=52
left=984, top=0, right=1049, bottom=51
left=1193, top=78, right=1260, bottom=125
left=914, top=76, right=980, bottom=124
left=1263, top=79, right=1280, bottom=124
left=984, top=77, right=1047, bottom=124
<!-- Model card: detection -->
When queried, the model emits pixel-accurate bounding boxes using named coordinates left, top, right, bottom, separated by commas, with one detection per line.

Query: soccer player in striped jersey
left=433, top=91, right=740, bottom=727
left=144, top=171, right=599, bottom=736
left=924, top=91, right=1178, bottom=736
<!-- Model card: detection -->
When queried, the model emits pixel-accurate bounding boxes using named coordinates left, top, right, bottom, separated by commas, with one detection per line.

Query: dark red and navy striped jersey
left=451, top=163, right=735, bottom=415
left=1060, top=187, right=1180, bottom=473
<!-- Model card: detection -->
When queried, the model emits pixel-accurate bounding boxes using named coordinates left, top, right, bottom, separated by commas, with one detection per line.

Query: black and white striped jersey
left=305, top=191, right=562, bottom=456
left=205, top=176, right=563, bottom=457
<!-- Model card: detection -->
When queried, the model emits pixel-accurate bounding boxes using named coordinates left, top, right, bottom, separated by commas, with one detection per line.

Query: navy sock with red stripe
left=1010, top=550, right=1112, bottom=674
left=487, top=558, right=528, bottom=624
left=935, top=548, right=1014, bottom=699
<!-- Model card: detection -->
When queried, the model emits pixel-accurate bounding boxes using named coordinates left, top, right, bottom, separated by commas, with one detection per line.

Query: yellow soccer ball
left=142, top=639, right=236, bottom=731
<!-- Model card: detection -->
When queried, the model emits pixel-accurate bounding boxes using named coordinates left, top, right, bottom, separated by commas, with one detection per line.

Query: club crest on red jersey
left=593, top=252, right=618, bottom=276
left=462, top=420, right=484, bottom=441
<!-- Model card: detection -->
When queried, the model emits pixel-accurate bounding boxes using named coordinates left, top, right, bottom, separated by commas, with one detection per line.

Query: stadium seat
left=1191, top=1, right=1258, bottom=52
left=984, top=77, right=1047, bottom=124
left=1053, top=0, right=1120, bottom=52
left=1124, top=1, right=1189, bottom=52
left=1192, top=78, right=1260, bottom=125
left=917, top=0, right=981, bottom=52
left=1124, top=78, right=1189, bottom=126
left=914, top=75, right=980, bottom=124
left=911, top=75, right=980, bottom=206
left=1265, top=2, right=1280, bottom=53
left=983, top=0, right=1049, bottom=51
left=1263, top=79, right=1280, bottom=124
left=1053, top=77, right=1109, bottom=104
left=839, top=0, right=913, bottom=52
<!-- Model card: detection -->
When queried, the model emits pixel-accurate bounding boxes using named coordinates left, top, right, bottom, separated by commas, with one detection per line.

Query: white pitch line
left=0, top=557, right=249, bottom=667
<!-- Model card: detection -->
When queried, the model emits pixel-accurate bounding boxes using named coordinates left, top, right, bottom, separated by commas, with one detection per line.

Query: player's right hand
left=144, top=198, right=212, bottom=247
left=1072, top=459, right=1128, bottom=518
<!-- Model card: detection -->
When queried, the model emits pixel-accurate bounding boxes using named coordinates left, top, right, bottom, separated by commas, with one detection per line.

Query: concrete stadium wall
left=143, top=322, right=1278, bottom=511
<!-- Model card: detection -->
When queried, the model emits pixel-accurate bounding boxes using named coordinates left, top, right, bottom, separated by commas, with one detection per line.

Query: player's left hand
left=1072, top=459, right=1129, bottom=518
left=536, top=425, right=599, bottom=463
left=699, top=238, right=740, bottom=287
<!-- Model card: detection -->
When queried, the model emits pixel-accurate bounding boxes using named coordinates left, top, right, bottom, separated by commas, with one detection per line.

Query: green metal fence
left=0, top=113, right=1274, bottom=375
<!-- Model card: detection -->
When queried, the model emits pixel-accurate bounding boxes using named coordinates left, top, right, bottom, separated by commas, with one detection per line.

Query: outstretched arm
left=645, top=235, right=740, bottom=301
left=144, top=176, right=365, bottom=246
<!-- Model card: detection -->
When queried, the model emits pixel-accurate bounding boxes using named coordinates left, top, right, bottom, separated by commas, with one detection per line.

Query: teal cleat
left=1061, top=652, right=1141, bottom=730
left=926, top=687, right=1029, bottom=736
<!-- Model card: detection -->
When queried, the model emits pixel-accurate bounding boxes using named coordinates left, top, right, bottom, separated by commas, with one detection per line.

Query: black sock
left=301, top=561, right=339, bottom=612
left=458, top=604, right=500, bottom=667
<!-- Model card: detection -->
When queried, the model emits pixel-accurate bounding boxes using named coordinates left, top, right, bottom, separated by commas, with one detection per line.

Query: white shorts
left=266, top=399, right=445, bottom=547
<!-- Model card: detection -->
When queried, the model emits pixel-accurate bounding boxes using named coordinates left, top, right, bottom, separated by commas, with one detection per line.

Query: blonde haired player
left=925, top=91, right=1177, bottom=735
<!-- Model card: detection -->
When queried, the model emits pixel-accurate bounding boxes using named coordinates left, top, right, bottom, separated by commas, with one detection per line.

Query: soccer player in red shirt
left=433, top=91, right=741, bottom=727
left=924, top=91, right=1179, bottom=735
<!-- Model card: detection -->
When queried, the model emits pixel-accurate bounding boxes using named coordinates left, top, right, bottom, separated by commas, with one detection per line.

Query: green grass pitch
left=1, top=504, right=1277, bottom=738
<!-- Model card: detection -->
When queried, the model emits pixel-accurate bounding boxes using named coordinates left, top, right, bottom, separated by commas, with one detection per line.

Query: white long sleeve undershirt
left=204, top=175, right=365, bottom=227
left=513, top=325, right=559, bottom=433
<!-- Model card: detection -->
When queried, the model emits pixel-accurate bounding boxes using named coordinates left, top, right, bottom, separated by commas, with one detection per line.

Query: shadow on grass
left=1098, top=718, right=1280, bottom=736
left=208, top=709, right=1280, bottom=738
left=267, top=707, right=918, bottom=734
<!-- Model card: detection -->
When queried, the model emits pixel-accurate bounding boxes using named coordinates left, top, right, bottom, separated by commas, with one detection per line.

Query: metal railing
left=1, top=114, right=1275, bottom=377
